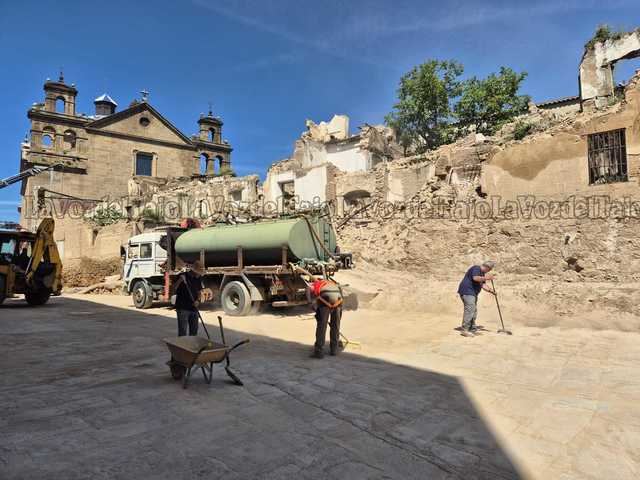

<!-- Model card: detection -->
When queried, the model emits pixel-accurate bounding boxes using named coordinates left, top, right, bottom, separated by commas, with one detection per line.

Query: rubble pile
left=63, top=257, right=122, bottom=288
left=126, top=174, right=260, bottom=225
left=340, top=203, right=640, bottom=282
left=339, top=211, right=640, bottom=322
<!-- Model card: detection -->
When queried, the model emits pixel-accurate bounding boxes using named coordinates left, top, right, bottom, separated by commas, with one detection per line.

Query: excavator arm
left=0, top=163, right=62, bottom=190
left=26, top=218, right=62, bottom=295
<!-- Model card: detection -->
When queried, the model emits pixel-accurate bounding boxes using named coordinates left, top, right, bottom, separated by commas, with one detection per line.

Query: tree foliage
left=386, top=60, right=530, bottom=152
left=454, top=67, right=530, bottom=135
left=385, top=60, right=463, bottom=153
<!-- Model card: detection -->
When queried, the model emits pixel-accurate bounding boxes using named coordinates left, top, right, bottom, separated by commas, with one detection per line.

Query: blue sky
left=1, top=0, right=639, bottom=222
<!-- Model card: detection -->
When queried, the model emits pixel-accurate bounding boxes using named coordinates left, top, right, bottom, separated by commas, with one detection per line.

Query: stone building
left=18, top=74, right=251, bottom=260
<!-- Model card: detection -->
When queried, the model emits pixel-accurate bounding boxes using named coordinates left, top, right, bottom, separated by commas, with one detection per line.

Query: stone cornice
left=85, top=128, right=197, bottom=151
left=28, top=109, right=90, bottom=127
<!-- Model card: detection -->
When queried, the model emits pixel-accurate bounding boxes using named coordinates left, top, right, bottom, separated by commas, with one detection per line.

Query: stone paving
left=1, top=294, right=639, bottom=479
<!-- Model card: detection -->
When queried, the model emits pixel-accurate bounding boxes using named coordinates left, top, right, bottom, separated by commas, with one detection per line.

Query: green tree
left=454, top=67, right=530, bottom=135
left=385, top=60, right=463, bottom=153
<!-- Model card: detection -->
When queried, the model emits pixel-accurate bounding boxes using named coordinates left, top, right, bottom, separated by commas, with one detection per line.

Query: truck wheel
left=24, top=288, right=51, bottom=306
left=132, top=281, right=153, bottom=309
left=221, top=281, right=251, bottom=316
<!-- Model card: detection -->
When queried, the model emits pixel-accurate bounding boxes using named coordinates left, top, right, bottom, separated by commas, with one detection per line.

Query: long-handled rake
left=491, top=280, right=512, bottom=335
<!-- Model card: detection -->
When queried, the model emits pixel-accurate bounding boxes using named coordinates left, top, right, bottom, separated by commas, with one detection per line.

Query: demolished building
left=482, top=72, right=640, bottom=202
left=263, top=114, right=438, bottom=213
left=326, top=30, right=640, bottom=209
left=579, top=28, right=640, bottom=109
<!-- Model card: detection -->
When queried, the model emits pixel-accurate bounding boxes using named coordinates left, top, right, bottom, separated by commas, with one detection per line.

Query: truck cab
left=123, top=231, right=168, bottom=308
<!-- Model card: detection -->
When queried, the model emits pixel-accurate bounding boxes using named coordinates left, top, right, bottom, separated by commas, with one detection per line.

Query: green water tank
left=174, top=217, right=337, bottom=267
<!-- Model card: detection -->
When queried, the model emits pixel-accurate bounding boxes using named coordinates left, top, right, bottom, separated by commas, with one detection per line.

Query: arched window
left=63, top=130, right=76, bottom=150
left=42, top=127, right=56, bottom=148
left=55, top=97, right=65, bottom=113
left=199, top=153, right=209, bottom=175
left=343, top=190, right=372, bottom=209
left=216, top=155, right=224, bottom=173
left=208, top=128, right=216, bottom=142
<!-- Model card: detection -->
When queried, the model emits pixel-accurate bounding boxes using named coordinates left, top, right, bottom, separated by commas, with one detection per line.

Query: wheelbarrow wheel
left=170, top=363, right=186, bottom=380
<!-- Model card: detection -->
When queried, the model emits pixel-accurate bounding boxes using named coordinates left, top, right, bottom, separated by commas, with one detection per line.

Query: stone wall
left=50, top=216, right=134, bottom=263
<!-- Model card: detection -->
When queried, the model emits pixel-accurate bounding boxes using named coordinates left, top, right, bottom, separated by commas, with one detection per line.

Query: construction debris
left=63, top=257, right=122, bottom=289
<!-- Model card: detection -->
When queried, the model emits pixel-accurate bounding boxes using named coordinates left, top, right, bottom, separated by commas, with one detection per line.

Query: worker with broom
left=307, top=276, right=343, bottom=358
left=173, top=260, right=205, bottom=336
left=457, top=260, right=496, bottom=337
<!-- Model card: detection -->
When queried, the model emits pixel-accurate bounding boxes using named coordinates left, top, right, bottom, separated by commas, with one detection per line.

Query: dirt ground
left=1, top=273, right=639, bottom=479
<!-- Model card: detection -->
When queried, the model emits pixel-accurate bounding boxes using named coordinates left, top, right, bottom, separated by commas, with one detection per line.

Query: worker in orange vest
left=307, top=277, right=343, bottom=359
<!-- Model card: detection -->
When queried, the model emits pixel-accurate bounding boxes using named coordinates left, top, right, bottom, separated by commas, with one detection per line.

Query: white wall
left=264, top=170, right=295, bottom=203
left=294, top=165, right=328, bottom=204
left=325, top=142, right=370, bottom=172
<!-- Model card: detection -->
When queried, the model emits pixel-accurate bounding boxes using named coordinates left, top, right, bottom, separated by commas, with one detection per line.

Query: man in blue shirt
left=457, top=261, right=496, bottom=337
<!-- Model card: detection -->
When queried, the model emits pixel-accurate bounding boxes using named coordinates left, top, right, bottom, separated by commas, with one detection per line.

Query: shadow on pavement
left=0, top=296, right=521, bottom=479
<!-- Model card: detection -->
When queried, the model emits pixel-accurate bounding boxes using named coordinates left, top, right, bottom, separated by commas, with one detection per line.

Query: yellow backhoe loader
left=0, top=218, right=62, bottom=306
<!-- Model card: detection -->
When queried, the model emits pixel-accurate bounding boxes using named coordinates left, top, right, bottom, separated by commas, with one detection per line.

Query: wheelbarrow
left=164, top=315, right=249, bottom=389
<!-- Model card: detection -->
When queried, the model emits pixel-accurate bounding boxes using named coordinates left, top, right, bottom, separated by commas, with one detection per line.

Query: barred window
left=588, top=129, right=628, bottom=185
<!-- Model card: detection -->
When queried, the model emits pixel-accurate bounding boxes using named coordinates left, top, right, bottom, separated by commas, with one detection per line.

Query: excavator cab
left=0, top=218, right=62, bottom=306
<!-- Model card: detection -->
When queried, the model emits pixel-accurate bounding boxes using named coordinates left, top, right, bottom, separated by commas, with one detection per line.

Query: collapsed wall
left=339, top=208, right=640, bottom=283
left=338, top=196, right=640, bottom=323
left=126, top=174, right=260, bottom=223
left=483, top=71, right=640, bottom=202
left=263, top=115, right=402, bottom=209
left=579, top=28, right=640, bottom=109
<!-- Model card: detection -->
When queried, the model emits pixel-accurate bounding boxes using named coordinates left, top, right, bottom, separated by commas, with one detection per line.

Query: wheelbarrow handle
left=228, top=339, right=250, bottom=353
left=217, top=315, right=226, bottom=345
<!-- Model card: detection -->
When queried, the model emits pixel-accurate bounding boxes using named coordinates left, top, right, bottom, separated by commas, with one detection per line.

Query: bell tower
left=198, top=108, right=223, bottom=143
left=194, top=105, right=233, bottom=176
left=43, top=71, right=77, bottom=116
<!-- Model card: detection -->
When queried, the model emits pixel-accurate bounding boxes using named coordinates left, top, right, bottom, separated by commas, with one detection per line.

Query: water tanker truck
left=122, top=216, right=353, bottom=315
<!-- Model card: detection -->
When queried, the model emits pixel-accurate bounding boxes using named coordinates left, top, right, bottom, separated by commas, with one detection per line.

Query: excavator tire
left=24, top=288, right=51, bottom=306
